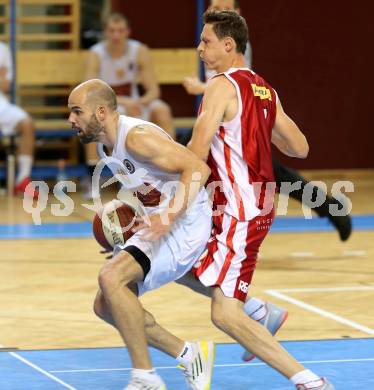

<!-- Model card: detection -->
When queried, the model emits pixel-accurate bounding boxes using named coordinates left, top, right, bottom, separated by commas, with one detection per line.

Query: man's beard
left=76, top=115, right=103, bottom=144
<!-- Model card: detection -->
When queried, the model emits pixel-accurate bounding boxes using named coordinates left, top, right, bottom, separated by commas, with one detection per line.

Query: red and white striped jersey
left=206, top=68, right=277, bottom=221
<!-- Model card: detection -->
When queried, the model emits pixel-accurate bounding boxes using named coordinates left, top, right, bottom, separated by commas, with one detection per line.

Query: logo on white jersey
left=124, top=159, right=135, bottom=173
left=238, top=280, right=249, bottom=293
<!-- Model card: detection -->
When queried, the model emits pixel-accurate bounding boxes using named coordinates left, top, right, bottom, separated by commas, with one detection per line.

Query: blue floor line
left=271, top=214, right=374, bottom=232
left=0, top=215, right=373, bottom=240
left=0, top=222, right=92, bottom=239
left=0, top=165, right=114, bottom=180
left=0, top=339, right=373, bottom=389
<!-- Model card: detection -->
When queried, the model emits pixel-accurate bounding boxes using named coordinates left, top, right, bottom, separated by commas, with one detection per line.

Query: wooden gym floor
left=0, top=169, right=373, bottom=351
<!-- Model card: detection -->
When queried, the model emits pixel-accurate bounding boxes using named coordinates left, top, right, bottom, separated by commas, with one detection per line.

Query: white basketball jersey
left=98, top=115, right=207, bottom=212
left=91, top=39, right=141, bottom=98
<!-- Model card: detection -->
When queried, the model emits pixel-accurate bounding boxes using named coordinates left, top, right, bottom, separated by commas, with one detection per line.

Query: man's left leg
left=12, top=115, right=37, bottom=197
left=94, top=284, right=215, bottom=390
left=175, top=271, right=288, bottom=362
left=210, top=287, right=334, bottom=390
left=98, top=250, right=166, bottom=389
left=94, top=288, right=185, bottom=358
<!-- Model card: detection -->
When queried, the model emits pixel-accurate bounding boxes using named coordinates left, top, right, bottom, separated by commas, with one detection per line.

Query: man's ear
left=224, top=37, right=235, bottom=52
left=96, top=106, right=106, bottom=121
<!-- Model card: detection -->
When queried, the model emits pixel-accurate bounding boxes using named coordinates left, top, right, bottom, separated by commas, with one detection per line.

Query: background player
left=0, top=41, right=36, bottom=196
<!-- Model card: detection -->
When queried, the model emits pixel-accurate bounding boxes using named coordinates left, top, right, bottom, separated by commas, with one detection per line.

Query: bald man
left=68, top=79, right=214, bottom=390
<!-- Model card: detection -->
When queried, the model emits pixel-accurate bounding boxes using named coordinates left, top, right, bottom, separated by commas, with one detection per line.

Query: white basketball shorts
left=0, top=100, right=29, bottom=135
left=117, top=196, right=212, bottom=296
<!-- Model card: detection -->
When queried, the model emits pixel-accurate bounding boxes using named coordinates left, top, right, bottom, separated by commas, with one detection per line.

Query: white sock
left=131, top=368, right=162, bottom=383
left=290, top=369, right=323, bottom=388
left=16, top=154, right=32, bottom=183
left=176, top=342, right=193, bottom=365
left=244, top=297, right=267, bottom=321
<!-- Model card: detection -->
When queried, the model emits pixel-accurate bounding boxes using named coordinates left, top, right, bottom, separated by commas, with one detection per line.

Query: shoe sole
left=202, top=340, right=215, bottom=390
left=242, top=310, right=289, bottom=362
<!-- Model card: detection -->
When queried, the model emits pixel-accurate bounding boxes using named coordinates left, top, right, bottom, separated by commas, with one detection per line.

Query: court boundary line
left=49, top=357, right=374, bottom=373
left=0, top=343, right=76, bottom=390
left=7, top=337, right=373, bottom=353
left=268, top=286, right=374, bottom=293
left=265, top=287, right=374, bottom=336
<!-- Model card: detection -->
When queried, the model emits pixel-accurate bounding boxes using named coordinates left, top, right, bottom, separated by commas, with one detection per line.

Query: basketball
left=93, top=199, right=137, bottom=250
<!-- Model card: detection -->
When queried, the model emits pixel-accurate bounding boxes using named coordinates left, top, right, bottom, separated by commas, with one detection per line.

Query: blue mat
left=0, top=215, right=372, bottom=240
left=0, top=165, right=116, bottom=180
left=0, top=165, right=88, bottom=180
left=0, top=339, right=373, bottom=389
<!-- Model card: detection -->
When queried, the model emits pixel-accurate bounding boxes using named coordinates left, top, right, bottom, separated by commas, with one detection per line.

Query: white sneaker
left=296, top=378, right=335, bottom=389
left=124, top=371, right=166, bottom=390
left=179, top=340, right=215, bottom=390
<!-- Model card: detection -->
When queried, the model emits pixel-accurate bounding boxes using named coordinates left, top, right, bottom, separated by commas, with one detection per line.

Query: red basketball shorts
left=192, top=209, right=274, bottom=302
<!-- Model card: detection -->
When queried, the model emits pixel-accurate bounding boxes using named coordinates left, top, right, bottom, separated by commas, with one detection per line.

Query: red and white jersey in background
left=206, top=67, right=277, bottom=221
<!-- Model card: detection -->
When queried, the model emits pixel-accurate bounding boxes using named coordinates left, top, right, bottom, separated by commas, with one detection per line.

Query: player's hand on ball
left=132, top=213, right=174, bottom=241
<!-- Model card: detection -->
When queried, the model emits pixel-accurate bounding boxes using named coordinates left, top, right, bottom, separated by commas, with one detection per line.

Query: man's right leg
left=98, top=251, right=152, bottom=369
left=94, top=288, right=185, bottom=358
left=94, top=282, right=330, bottom=389
left=98, top=250, right=168, bottom=389
left=176, top=270, right=288, bottom=362
left=0, top=104, right=34, bottom=194
left=15, top=117, right=34, bottom=159
left=13, top=116, right=37, bottom=197
left=94, top=288, right=215, bottom=390
left=210, top=287, right=333, bottom=389
left=241, top=300, right=288, bottom=361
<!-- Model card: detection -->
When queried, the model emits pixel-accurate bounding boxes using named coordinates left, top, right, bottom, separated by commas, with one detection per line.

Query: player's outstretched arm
left=272, top=100, right=309, bottom=158
left=188, top=75, right=235, bottom=161
left=126, top=125, right=210, bottom=238
left=183, top=76, right=207, bottom=95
